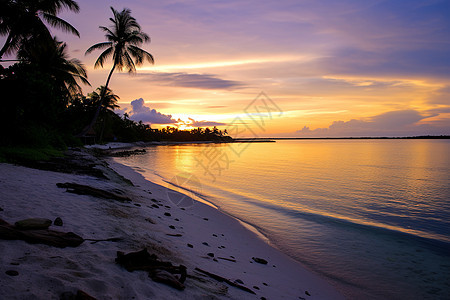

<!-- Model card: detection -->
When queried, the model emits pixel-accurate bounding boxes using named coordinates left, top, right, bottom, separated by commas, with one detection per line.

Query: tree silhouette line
left=0, top=1, right=229, bottom=149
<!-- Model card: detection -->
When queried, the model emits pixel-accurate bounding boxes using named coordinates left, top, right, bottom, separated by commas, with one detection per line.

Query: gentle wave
left=116, top=139, right=450, bottom=300
left=164, top=174, right=450, bottom=254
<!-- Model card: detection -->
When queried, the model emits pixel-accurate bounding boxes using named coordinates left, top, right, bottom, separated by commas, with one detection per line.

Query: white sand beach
left=0, top=148, right=343, bottom=299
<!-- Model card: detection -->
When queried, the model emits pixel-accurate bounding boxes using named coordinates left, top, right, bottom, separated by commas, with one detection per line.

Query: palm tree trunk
left=99, top=110, right=107, bottom=142
left=79, top=64, right=115, bottom=138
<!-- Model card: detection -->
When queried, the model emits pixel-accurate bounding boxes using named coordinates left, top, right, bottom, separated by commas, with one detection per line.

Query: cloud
left=296, top=110, right=448, bottom=137
left=128, top=98, right=177, bottom=124
left=133, top=72, right=243, bottom=90
left=117, top=98, right=228, bottom=127
left=427, top=85, right=450, bottom=105
left=369, top=110, right=433, bottom=129
left=290, top=0, right=450, bottom=81
left=187, top=118, right=226, bottom=127
left=141, top=102, right=173, bottom=109
left=426, top=107, right=450, bottom=115
left=114, top=107, right=128, bottom=116
left=316, top=47, right=450, bottom=79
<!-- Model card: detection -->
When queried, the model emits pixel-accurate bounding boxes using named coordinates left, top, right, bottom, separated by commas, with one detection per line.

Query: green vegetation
left=0, top=1, right=230, bottom=161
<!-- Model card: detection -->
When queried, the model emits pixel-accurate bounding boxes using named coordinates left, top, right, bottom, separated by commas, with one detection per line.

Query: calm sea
left=115, top=139, right=450, bottom=299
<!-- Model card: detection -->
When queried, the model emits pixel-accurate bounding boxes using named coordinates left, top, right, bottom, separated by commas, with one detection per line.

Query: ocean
left=114, top=139, right=450, bottom=299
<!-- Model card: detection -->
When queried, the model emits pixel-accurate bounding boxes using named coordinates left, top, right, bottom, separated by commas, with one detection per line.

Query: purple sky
left=4, top=0, right=450, bottom=137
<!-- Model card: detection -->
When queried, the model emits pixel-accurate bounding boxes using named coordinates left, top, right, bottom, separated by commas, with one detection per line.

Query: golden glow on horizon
left=138, top=55, right=317, bottom=72
left=292, top=109, right=349, bottom=116
left=22, top=0, right=445, bottom=137
left=87, top=53, right=447, bottom=136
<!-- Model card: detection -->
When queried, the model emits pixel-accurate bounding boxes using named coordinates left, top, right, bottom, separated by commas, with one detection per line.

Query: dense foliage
left=0, top=62, right=230, bottom=148
left=0, top=2, right=230, bottom=152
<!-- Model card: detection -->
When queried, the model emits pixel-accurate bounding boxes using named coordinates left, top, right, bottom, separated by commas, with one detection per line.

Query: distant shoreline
left=86, top=135, right=449, bottom=152
left=234, top=135, right=449, bottom=141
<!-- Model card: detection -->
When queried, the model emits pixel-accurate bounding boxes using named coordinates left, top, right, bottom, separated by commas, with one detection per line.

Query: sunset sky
left=29, top=0, right=450, bottom=136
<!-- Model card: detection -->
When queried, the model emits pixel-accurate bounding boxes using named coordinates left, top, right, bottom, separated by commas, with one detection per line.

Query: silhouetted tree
left=82, top=6, right=154, bottom=136
left=18, top=37, right=89, bottom=98
left=0, top=0, right=80, bottom=60
left=88, top=86, right=120, bottom=142
left=88, top=86, right=119, bottom=111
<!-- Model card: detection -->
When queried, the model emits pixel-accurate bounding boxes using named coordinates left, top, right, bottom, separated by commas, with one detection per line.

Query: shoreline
left=0, top=148, right=343, bottom=299
left=84, top=139, right=277, bottom=152
left=157, top=170, right=272, bottom=246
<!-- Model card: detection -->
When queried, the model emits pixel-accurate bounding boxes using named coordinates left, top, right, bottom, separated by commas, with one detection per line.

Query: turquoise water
left=115, top=139, right=450, bottom=299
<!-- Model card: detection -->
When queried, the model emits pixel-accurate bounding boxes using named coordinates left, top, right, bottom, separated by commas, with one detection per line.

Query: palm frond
left=69, top=58, right=90, bottom=86
left=99, top=26, right=116, bottom=40
left=0, top=0, right=80, bottom=58
left=57, top=0, right=80, bottom=13
left=94, top=47, right=113, bottom=68
left=5, top=34, right=23, bottom=55
left=128, top=45, right=154, bottom=65
left=42, top=13, right=80, bottom=37
left=124, top=51, right=136, bottom=73
left=85, top=42, right=112, bottom=55
left=39, top=0, right=80, bottom=14
left=139, top=32, right=150, bottom=43
left=73, top=75, right=91, bottom=87
left=126, top=33, right=145, bottom=45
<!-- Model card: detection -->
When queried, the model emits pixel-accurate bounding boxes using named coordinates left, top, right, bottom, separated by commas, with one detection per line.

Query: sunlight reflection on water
left=116, top=139, right=450, bottom=299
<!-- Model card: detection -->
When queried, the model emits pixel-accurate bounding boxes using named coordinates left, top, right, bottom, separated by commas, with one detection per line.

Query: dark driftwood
left=56, top=182, right=132, bottom=202
left=252, top=257, right=268, bottom=264
left=0, top=219, right=84, bottom=248
left=116, top=248, right=187, bottom=290
left=194, top=267, right=256, bottom=294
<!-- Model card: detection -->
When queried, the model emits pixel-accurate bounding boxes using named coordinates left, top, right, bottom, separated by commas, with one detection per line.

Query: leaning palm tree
left=0, top=0, right=80, bottom=60
left=82, top=6, right=154, bottom=137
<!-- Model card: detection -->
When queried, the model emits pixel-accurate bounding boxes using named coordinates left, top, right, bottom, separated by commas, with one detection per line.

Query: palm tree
left=82, top=6, right=154, bottom=137
left=0, top=0, right=80, bottom=60
left=88, top=86, right=120, bottom=142
left=17, top=37, right=89, bottom=98
left=88, top=86, right=120, bottom=111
